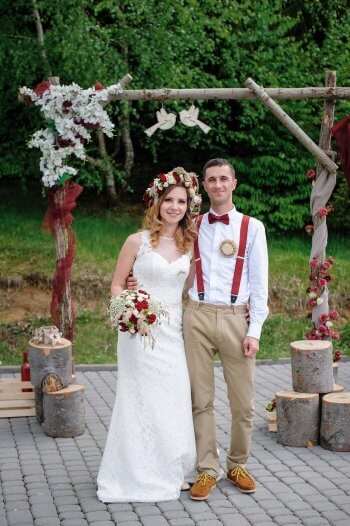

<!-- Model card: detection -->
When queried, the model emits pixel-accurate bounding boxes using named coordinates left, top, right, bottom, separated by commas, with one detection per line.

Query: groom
left=184, top=158, right=268, bottom=500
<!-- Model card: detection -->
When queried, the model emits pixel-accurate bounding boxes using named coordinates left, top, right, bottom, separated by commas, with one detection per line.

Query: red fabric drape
left=331, top=115, right=350, bottom=189
left=42, top=180, right=83, bottom=344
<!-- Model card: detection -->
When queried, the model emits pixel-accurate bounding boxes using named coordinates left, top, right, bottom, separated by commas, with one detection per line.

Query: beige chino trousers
left=183, top=299, right=255, bottom=478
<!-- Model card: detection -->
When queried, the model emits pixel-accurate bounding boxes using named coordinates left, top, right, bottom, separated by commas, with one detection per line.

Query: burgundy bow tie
left=208, top=212, right=229, bottom=225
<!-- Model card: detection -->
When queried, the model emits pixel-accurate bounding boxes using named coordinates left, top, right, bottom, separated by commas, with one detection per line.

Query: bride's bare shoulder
left=124, top=231, right=142, bottom=250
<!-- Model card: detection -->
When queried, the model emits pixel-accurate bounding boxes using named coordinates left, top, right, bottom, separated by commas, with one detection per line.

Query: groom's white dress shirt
left=188, top=206, right=269, bottom=340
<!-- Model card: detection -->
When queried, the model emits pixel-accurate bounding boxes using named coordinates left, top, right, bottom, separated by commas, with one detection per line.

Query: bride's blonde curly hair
left=142, top=183, right=197, bottom=254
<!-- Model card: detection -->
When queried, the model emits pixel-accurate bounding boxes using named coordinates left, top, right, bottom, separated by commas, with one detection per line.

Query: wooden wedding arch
left=23, top=71, right=349, bottom=362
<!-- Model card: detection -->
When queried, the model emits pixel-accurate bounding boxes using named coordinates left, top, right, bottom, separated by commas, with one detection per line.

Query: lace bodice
left=133, top=230, right=191, bottom=308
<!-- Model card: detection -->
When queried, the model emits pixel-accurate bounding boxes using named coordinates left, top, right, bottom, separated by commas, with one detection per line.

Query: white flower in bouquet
left=108, top=289, right=168, bottom=348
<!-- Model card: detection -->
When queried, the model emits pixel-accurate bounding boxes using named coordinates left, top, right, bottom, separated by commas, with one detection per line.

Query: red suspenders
left=194, top=215, right=205, bottom=301
left=231, top=214, right=250, bottom=304
left=194, top=213, right=250, bottom=304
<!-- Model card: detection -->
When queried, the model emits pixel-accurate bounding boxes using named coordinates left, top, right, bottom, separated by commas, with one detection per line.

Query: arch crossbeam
left=108, top=86, right=350, bottom=102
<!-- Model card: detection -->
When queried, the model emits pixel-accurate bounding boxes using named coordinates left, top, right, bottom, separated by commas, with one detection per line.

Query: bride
left=97, top=167, right=202, bottom=502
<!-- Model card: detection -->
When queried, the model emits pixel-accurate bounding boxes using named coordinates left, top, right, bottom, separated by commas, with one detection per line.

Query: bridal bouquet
left=108, top=289, right=168, bottom=348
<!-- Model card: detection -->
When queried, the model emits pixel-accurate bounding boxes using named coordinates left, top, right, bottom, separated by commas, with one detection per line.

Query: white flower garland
left=19, top=82, right=123, bottom=187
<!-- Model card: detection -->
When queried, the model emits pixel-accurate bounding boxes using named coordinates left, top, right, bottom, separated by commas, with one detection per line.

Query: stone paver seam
left=85, top=371, right=117, bottom=409
left=33, top=421, right=99, bottom=525
left=71, top=371, right=127, bottom=522
left=7, top=415, right=62, bottom=526
left=2, top=368, right=350, bottom=526
left=79, top=373, right=110, bottom=407
left=79, top=374, right=111, bottom=455
left=61, top=437, right=98, bottom=484
left=81, top=373, right=115, bottom=444
left=213, top=373, right=348, bottom=525
left=84, top=384, right=112, bottom=425
left=209, top=381, right=299, bottom=524
left=289, top=462, right=350, bottom=494
left=243, top=442, right=350, bottom=521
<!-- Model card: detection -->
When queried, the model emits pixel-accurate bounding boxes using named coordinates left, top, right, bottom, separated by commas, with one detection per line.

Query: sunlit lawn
left=0, top=195, right=349, bottom=365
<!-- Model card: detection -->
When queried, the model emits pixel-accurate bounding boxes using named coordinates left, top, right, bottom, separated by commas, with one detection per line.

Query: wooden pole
left=309, top=73, right=338, bottom=331
left=313, top=71, right=337, bottom=259
left=46, top=78, right=73, bottom=357
left=244, top=78, right=338, bottom=174
left=317, top=72, right=337, bottom=160
left=107, top=86, right=350, bottom=102
left=118, top=73, right=133, bottom=89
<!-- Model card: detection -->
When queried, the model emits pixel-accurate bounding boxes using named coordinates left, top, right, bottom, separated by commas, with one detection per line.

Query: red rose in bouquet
left=147, top=313, right=157, bottom=324
left=108, top=289, right=168, bottom=348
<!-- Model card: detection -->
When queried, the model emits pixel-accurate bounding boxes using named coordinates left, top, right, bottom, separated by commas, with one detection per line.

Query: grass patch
left=0, top=192, right=349, bottom=365
left=0, top=201, right=141, bottom=278
left=1, top=311, right=349, bottom=366
left=267, top=234, right=350, bottom=313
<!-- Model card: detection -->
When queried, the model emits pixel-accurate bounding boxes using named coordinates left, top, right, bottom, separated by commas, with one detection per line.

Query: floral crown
left=143, top=167, right=202, bottom=217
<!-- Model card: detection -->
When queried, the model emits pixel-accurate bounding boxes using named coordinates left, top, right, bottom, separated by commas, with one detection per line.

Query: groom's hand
left=126, top=274, right=138, bottom=290
left=243, top=336, right=259, bottom=359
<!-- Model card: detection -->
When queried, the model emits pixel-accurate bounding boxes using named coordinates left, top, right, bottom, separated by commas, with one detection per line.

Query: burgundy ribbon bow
left=208, top=212, right=229, bottom=225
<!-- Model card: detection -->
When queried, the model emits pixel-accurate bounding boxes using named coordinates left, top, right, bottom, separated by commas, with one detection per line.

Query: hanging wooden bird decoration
left=144, top=107, right=176, bottom=137
left=179, top=104, right=211, bottom=134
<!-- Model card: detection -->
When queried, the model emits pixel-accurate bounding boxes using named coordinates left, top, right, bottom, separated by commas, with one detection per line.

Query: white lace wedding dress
left=97, top=231, right=197, bottom=502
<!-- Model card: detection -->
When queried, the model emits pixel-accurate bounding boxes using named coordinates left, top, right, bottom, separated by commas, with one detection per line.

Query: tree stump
left=34, top=387, right=44, bottom=424
left=43, top=384, right=85, bottom=438
left=29, top=338, right=72, bottom=391
left=333, top=363, right=338, bottom=384
left=320, top=383, right=344, bottom=397
left=320, top=392, right=350, bottom=451
left=291, top=340, right=333, bottom=393
left=276, top=391, right=320, bottom=447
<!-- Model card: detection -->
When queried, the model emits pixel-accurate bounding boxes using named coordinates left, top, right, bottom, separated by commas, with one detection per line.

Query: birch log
left=333, top=362, right=339, bottom=384
left=310, top=72, right=337, bottom=330
left=43, top=384, right=85, bottom=438
left=47, top=74, right=132, bottom=352
left=244, top=78, right=338, bottom=174
left=291, top=340, right=333, bottom=393
left=46, top=77, right=74, bottom=349
left=29, top=338, right=72, bottom=391
left=320, top=392, right=350, bottom=451
left=108, top=87, right=350, bottom=102
left=34, top=387, right=44, bottom=424
left=320, top=384, right=344, bottom=399
left=317, top=71, right=337, bottom=166
left=276, top=391, right=320, bottom=447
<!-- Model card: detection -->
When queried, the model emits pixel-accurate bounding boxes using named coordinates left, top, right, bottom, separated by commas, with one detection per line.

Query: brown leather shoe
left=190, top=473, right=216, bottom=500
left=227, top=466, right=256, bottom=493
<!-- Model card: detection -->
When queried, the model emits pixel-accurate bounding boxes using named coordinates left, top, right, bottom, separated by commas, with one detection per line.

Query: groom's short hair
left=203, top=158, right=235, bottom=179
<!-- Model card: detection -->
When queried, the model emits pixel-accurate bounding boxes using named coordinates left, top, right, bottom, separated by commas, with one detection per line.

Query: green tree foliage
left=1, top=0, right=349, bottom=231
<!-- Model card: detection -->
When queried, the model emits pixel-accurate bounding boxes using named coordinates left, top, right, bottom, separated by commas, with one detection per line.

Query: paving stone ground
left=1, top=361, right=350, bottom=526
